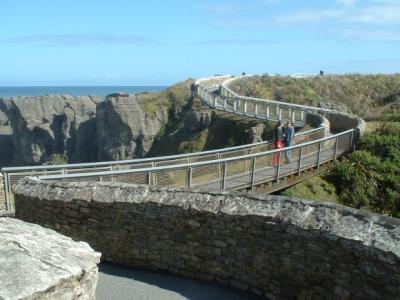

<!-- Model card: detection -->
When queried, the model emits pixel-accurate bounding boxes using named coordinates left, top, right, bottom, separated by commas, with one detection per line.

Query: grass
left=49, top=154, right=68, bottom=165
left=135, top=79, right=195, bottom=116
left=280, top=176, right=338, bottom=203
left=136, top=92, right=169, bottom=115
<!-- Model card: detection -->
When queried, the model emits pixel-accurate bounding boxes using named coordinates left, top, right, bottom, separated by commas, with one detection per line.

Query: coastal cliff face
left=0, top=85, right=190, bottom=167
left=0, top=95, right=100, bottom=166
left=96, top=94, right=168, bottom=161
left=0, top=109, right=13, bottom=166
left=0, top=79, right=270, bottom=168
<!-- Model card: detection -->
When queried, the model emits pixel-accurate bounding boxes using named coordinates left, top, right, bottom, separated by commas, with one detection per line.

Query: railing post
left=300, top=110, right=305, bottom=121
left=223, top=97, right=227, bottom=110
left=275, top=105, right=279, bottom=120
left=3, top=173, right=10, bottom=211
left=317, top=141, right=322, bottom=169
left=110, top=165, right=115, bottom=182
left=221, top=162, right=227, bottom=190
left=233, top=99, right=237, bottom=111
left=147, top=171, right=151, bottom=185
left=349, top=130, right=354, bottom=151
left=244, top=101, right=248, bottom=115
left=151, top=162, right=156, bottom=186
left=333, top=136, right=339, bottom=161
left=279, top=108, right=282, bottom=121
left=254, top=103, right=258, bottom=117
left=276, top=151, right=281, bottom=183
left=217, top=153, right=221, bottom=180
left=187, top=167, right=193, bottom=188
left=213, top=95, right=217, bottom=108
left=244, top=148, right=248, bottom=171
left=297, top=147, right=303, bottom=176
left=250, top=157, right=256, bottom=190
left=266, top=105, right=270, bottom=119
left=292, top=110, right=296, bottom=123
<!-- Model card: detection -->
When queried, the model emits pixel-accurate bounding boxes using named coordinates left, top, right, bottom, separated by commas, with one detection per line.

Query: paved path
left=97, top=263, right=263, bottom=300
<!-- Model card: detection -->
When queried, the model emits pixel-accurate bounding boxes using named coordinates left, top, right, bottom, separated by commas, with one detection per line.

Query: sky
left=1, top=0, right=399, bottom=86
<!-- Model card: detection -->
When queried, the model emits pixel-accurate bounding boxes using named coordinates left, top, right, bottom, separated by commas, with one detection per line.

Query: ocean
left=0, top=86, right=166, bottom=98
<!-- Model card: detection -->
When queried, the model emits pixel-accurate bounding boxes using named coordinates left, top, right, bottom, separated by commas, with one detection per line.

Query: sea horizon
left=0, top=86, right=167, bottom=98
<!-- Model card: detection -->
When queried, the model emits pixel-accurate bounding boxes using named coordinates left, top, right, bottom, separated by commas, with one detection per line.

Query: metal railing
left=1, top=74, right=359, bottom=211
left=2, top=127, right=324, bottom=211
left=37, top=129, right=354, bottom=192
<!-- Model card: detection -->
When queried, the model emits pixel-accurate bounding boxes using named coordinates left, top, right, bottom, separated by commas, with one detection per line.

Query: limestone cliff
left=0, top=95, right=100, bottom=165
left=0, top=109, right=13, bottom=166
left=0, top=78, right=271, bottom=168
left=147, top=96, right=272, bottom=156
left=95, top=93, right=168, bottom=161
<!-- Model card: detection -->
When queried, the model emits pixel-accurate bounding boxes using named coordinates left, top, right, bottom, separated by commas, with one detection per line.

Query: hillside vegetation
left=230, top=74, right=400, bottom=119
left=234, top=74, right=400, bottom=217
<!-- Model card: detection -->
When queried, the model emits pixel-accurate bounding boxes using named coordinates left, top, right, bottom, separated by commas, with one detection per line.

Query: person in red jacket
left=272, top=122, right=283, bottom=166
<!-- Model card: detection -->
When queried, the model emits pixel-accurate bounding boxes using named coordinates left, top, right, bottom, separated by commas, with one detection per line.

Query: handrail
left=38, top=129, right=352, bottom=180
left=1, top=127, right=322, bottom=173
left=220, top=77, right=331, bottom=113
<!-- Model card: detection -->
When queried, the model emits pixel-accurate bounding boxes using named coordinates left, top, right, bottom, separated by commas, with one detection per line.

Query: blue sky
left=1, top=0, right=399, bottom=86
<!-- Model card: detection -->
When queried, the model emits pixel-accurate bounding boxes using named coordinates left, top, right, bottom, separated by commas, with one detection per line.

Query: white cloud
left=275, top=1, right=400, bottom=25
left=341, top=29, right=400, bottom=41
left=337, top=0, right=357, bottom=6
left=275, top=9, right=346, bottom=23
left=346, top=5, right=400, bottom=24
left=195, top=4, right=243, bottom=14
left=5, top=34, right=150, bottom=47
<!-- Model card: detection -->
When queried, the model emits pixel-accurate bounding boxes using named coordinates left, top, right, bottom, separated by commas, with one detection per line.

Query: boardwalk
left=1, top=74, right=362, bottom=211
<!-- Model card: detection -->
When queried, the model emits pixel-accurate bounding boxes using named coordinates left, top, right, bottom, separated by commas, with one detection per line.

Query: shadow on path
left=97, top=262, right=264, bottom=300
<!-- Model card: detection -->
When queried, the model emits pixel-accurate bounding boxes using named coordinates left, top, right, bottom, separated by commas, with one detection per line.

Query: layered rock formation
left=0, top=217, right=100, bottom=299
left=0, top=95, right=100, bottom=166
left=0, top=83, right=190, bottom=167
left=0, top=109, right=13, bottom=166
left=0, top=79, right=271, bottom=168
left=96, top=93, right=168, bottom=161
left=0, top=174, right=4, bottom=211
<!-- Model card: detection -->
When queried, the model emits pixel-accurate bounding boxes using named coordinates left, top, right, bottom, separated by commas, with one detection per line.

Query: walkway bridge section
left=1, top=75, right=365, bottom=212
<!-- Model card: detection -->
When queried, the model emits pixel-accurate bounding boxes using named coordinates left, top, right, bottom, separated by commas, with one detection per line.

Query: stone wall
left=306, top=112, right=330, bottom=137
left=0, top=217, right=100, bottom=299
left=14, top=178, right=400, bottom=300
left=327, top=111, right=366, bottom=140
left=0, top=174, right=5, bottom=211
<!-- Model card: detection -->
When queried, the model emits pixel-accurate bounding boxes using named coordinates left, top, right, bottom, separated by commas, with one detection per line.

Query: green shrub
left=329, top=151, right=381, bottom=209
left=330, top=126, right=400, bottom=217
left=49, top=154, right=67, bottom=165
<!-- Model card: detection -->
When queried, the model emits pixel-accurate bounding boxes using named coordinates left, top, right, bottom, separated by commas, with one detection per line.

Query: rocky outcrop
left=0, top=174, right=4, bottom=211
left=96, top=93, right=168, bottom=160
left=0, top=109, right=14, bottom=167
left=0, top=217, right=100, bottom=299
left=0, top=95, right=100, bottom=165
left=184, top=110, right=212, bottom=132
left=244, top=123, right=265, bottom=143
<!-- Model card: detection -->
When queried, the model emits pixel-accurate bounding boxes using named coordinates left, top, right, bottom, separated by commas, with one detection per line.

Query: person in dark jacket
left=284, top=121, right=295, bottom=162
left=272, top=122, right=283, bottom=165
